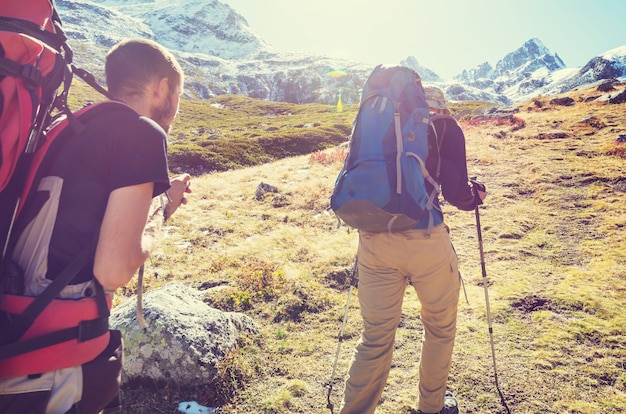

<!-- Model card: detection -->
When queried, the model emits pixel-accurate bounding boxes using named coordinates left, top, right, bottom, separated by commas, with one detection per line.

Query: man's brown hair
left=105, top=39, right=184, bottom=99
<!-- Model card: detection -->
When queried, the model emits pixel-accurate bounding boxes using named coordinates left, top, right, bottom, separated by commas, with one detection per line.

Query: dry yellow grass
left=120, top=83, right=626, bottom=413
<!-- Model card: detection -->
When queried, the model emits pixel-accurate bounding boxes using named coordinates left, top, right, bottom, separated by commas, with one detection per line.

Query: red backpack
left=1, top=0, right=72, bottom=251
left=0, top=0, right=117, bottom=377
left=0, top=0, right=108, bottom=248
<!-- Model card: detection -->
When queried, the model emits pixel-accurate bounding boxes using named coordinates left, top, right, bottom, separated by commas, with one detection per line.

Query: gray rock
left=109, top=281, right=258, bottom=386
left=255, top=182, right=279, bottom=200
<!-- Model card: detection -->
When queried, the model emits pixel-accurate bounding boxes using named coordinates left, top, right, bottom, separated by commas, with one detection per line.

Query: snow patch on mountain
left=602, top=45, right=626, bottom=63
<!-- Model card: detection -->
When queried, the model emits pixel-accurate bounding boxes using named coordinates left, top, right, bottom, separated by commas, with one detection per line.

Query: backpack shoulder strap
left=430, top=113, right=458, bottom=125
left=430, top=113, right=458, bottom=149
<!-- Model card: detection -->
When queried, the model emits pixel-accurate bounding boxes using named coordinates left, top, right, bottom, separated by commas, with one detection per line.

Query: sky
left=222, top=0, right=626, bottom=79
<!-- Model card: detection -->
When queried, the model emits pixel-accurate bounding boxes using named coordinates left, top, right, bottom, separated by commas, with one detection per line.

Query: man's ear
left=154, top=77, right=169, bottom=101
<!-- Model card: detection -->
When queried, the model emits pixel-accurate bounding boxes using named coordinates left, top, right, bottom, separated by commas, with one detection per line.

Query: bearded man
left=0, top=39, right=192, bottom=413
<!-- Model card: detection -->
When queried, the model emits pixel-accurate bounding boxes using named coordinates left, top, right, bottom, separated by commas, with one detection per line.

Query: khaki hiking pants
left=340, top=224, right=460, bottom=414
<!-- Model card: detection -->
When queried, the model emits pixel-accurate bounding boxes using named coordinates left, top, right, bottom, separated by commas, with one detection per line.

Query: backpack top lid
left=360, top=64, right=423, bottom=104
left=1, top=0, right=56, bottom=32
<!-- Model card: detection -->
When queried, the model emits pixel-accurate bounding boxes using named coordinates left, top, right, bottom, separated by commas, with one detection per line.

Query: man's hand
left=164, top=173, right=192, bottom=220
left=470, top=177, right=487, bottom=203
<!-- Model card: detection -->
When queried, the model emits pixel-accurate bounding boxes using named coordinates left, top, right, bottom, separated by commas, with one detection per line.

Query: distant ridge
left=56, top=0, right=626, bottom=105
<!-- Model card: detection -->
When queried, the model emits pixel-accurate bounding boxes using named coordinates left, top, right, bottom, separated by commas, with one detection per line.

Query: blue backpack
left=330, top=64, right=440, bottom=233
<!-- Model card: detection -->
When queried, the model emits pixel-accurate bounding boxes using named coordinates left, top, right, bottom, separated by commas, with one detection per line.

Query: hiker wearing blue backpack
left=333, top=67, right=486, bottom=414
left=0, top=39, right=191, bottom=413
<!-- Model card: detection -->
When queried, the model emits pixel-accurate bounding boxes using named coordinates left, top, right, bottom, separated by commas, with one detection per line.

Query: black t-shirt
left=14, top=103, right=170, bottom=284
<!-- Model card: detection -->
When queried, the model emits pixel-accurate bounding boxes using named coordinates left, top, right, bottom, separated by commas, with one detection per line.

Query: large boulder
left=110, top=282, right=258, bottom=386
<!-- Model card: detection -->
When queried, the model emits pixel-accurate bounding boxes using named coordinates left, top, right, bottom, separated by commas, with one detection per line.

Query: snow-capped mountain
left=456, top=38, right=566, bottom=84
left=57, top=0, right=273, bottom=58
left=446, top=38, right=568, bottom=103
left=55, top=0, right=626, bottom=106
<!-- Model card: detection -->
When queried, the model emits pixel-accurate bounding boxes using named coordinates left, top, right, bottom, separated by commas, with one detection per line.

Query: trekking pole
left=474, top=201, right=511, bottom=414
left=325, top=257, right=358, bottom=414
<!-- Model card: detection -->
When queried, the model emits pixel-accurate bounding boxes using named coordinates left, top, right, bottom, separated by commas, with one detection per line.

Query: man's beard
left=151, top=93, right=175, bottom=133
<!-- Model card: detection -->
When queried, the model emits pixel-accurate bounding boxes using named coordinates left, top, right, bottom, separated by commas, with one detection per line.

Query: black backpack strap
left=71, top=65, right=112, bottom=100
left=0, top=57, right=45, bottom=86
left=0, top=306, right=109, bottom=360
left=0, top=16, right=67, bottom=52
left=93, top=278, right=110, bottom=320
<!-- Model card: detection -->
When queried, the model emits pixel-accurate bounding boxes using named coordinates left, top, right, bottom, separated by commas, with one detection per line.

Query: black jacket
left=427, top=114, right=480, bottom=216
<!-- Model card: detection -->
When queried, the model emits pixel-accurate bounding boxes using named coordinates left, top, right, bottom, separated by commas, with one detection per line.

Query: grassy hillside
left=67, top=80, right=356, bottom=174
left=71, top=80, right=626, bottom=413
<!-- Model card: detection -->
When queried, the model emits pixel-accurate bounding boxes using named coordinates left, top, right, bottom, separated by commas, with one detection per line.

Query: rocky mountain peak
left=494, top=37, right=565, bottom=78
